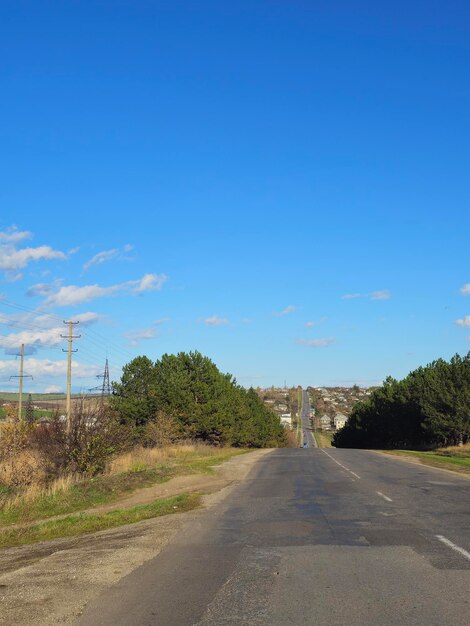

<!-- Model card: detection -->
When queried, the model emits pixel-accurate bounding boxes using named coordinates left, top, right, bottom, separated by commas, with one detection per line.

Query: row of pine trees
left=111, top=351, right=287, bottom=448
left=333, top=352, right=470, bottom=449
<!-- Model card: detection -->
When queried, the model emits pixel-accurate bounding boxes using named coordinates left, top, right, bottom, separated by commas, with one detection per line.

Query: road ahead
left=300, top=388, right=317, bottom=448
left=79, top=443, right=470, bottom=625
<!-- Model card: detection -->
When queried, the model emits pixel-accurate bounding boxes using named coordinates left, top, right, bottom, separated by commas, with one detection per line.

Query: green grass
left=313, top=431, right=333, bottom=448
left=0, top=468, right=171, bottom=525
left=0, top=493, right=201, bottom=548
left=384, top=449, right=470, bottom=474
left=0, top=448, right=248, bottom=526
left=0, top=407, right=55, bottom=419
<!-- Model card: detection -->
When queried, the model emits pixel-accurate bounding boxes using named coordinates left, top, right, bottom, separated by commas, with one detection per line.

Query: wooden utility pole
left=61, top=321, right=80, bottom=434
left=18, top=343, right=24, bottom=421
left=9, top=343, right=32, bottom=421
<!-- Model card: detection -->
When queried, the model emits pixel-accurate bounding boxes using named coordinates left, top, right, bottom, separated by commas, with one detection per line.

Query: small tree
left=25, top=394, right=35, bottom=423
left=144, top=412, right=182, bottom=447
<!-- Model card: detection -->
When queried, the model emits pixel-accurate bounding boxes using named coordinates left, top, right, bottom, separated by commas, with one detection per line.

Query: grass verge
left=0, top=493, right=201, bottom=549
left=382, top=448, right=470, bottom=475
left=313, top=431, right=333, bottom=448
left=0, top=445, right=248, bottom=525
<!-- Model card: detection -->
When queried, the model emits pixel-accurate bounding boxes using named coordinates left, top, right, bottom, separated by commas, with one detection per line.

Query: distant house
left=333, top=413, right=347, bottom=430
left=319, top=414, right=331, bottom=430
left=280, top=414, right=292, bottom=428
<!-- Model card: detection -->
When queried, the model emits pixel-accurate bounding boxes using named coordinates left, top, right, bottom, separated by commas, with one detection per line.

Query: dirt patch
left=0, top=449, right=271, bottom=625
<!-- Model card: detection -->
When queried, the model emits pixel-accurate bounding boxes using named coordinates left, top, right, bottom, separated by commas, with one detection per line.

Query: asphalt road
left=300, top=389, right=317, bottom=448
left=79, top=447, right=470, bottom=625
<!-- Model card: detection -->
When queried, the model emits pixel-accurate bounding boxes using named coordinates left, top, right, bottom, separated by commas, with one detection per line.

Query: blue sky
left=1, top=0, right=469, bottom=391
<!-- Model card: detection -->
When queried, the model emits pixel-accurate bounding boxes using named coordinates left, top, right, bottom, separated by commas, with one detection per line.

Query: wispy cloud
left=36, top=273, right=167, bottom=308
left=0, top=226, right=32, bottom=244
left=342, top=290, right=391, bottom=301
left=0, top=226, right=67, bottom=274
left=370, top=290, right=391, bottom=301
left=456, top=316, right=470, bottom=328
left=204, top=315, right=229, bottom=326
left=296, top=337, right=335, bottom=347
left=460, top=283, right=470, bottom=296
left=124, top=318, right=169, bottom=346
left=83, top=244, right=134, bottom=272
left=26, top=279, right=63, bottom=297
left=305, top=321, right=317, bottom=328
left=74, top=311, right=105, bottom=326
left=275, top=305, right=297, bottom=316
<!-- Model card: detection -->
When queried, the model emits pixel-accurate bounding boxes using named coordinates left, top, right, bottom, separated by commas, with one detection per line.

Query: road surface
left=78, top=443, right=470, bottom=625
left=300, top=388, right=317, bottom=448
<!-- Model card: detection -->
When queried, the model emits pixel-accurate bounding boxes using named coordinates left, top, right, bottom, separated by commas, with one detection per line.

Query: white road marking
left=320, top=449, right=361, bottom=479
left=376, top=491, right=393, bottom=502
left=436, top=535, right=470, bottom=562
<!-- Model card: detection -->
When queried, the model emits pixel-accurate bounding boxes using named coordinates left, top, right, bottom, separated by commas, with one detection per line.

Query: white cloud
left=83, top=244, right=134, bottom=272
left=0, top=226, right=72, bottom=279
left=124, top=327, right=156, bottom=346
left=0, top=245, right=67, bottom=272
left=0, top=226, right=32, bottom=244
left=45, top=385, right=62, bottom=393
left=305, top=321, right=317, bottom=328
left=0, top=328, right=63, bottom=352
left=124, top=318, right=168, bottom=346
left=132, top=273, right=167, bottom=294
left=297, top=337, right=335, bottom=347
left=204, top=316, right=229, bottom=326
left=460, top=284, right=470, bottom=296
left=0, top=358, right=101, bottom=380
left=38, top=273, right=167, bottom=308
left=275, top=305, right=297, bottom=316
left=0, top=310, right=102, bottom=353
left=370, top=290, right=391, bottom=301
left=342, top=290, right=391, bottom=301
left=74, top=311, right=105, bottom=326
left=44, top=284, right=120, bottom=307
left=456, top=316, right=470, bottom=328
left=27, top=279, right=63, bottom=297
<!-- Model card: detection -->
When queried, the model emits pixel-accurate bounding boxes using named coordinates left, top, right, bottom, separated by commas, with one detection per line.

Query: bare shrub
left=30, top=401, right=133, bottom=478
left=144, top=412, right=182, bottom=447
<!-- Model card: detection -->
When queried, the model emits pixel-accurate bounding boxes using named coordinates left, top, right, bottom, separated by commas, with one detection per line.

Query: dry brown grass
left=107, top=442, right=225, bottom=474
left=435, top=442, right=470, bottom=457
left=1, top=474, right=78, bottom=513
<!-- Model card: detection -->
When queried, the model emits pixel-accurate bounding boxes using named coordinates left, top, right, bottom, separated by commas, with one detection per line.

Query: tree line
left=333, top=352, right=470, bottom=449
left=111, top=351, right=287, bottom=448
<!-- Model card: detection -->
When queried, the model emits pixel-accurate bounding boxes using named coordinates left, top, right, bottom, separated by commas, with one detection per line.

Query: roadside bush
left=30, top=402, right=132, bottom=478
